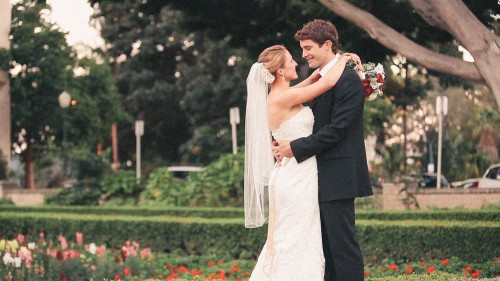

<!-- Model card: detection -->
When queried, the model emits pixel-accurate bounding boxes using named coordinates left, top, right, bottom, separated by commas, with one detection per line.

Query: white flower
left=374, top=63, right=385, bottom=78
left=88, top=243, right=96, bottom=255
left=261, top=67, right=275, bottom=84
left=3, top=253, right=14, bottom=265
left=27, top=242, right=35, bottom=250
left=14, top=257, right=21, bottom=268
left=356, top=70, right=366, bottom=80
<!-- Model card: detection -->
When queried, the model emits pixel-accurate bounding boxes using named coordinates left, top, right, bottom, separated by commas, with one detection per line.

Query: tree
left=9, top=0, right=129, bottom=188
left=318, top=0, right=500, bottom=108
left=9, top=0, right=75, bottom=188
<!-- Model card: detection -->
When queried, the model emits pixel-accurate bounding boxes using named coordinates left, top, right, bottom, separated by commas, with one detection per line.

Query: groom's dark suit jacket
left=291, top=66, right=373, bottom=202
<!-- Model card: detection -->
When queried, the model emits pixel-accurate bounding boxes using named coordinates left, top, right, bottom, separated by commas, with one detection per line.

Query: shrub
left=100, top=170, right=144, bottom=204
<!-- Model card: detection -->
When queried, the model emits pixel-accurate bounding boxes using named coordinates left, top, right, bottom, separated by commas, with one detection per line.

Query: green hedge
left=0, top=211, right=498, bottom=263
left=1, top=205, right=498, bottom=221
left=0, top=205, right=243, bottom=218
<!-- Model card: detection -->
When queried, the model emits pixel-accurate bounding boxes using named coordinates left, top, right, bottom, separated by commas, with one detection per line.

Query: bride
left=244, top=45, right=359, bottom=280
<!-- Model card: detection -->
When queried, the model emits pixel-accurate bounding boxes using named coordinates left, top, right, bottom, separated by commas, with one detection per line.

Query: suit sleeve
left=291, top=69, right=364, bottom=163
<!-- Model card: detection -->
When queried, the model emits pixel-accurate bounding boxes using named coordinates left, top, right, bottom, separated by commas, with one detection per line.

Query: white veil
left=244, top=62, right=275, bottom=228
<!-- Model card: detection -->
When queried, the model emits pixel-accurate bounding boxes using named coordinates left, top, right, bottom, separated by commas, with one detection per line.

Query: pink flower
left=76, top=232, right=83, bottom=245
left=18, top=246, right=32, bottom=268
left=140, top=247, right=152, bottom=259
left=96, top=245, right=107, bottom=257
left=17, top=234, right=25, bottom=245
left=58, top=236, right=68, bottom=250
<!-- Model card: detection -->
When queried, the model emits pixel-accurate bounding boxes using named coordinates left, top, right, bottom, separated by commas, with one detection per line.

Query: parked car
left=167, top=165, right=204, bottom=179
left=418, top=173, right=451, bottom=188
left=451, top=178, right=480, bottom=189
left=478, top=163, right=500, bottom=188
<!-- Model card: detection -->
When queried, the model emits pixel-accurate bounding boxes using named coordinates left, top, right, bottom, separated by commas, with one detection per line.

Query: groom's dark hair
left=294, top=19, right=339, bottom=54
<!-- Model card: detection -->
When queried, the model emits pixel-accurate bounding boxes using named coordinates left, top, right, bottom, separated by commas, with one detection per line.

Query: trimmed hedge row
left=1, top=205, right=499, bottom=221
left=0, top=212, right=498, bottom=263
left=0, top=205, right=243, bottom=218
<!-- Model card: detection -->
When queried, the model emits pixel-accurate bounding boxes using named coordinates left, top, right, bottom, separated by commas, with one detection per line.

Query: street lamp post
left=436, top=96, right=448, bottom=189
left=135, top=120, right=144, bottom=183
left=58, top=91, right=71, bottom=179
left=229, top=107, right=240, bottom=154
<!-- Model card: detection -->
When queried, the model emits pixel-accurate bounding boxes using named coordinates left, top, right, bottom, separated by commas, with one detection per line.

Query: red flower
left=123, top=267, right=131, bottom=276
left=387, top=264, right=399, bottom=271
left=216, top=260, right=225, bottom=265
left=364, top=270, right=370, bottom=276
left=494, top=259, right=499, bottom=265
left=192, top=269, right=202, bottom=277
left=471, top=270, right=481, bottom=278
left=55, top=250, right=64, bottom=261
left=464, top=266, right=473, bottom=271
left=113, top=274, right=121, bottom=280
left=426, top=266, right=435, bottom=273
left=441, top=258, right=450, bottom=265
left=166, top=273, right=180, bottom=281
left=207, top=261, right=214, bottom=267
left=217, top=269, right=226, bottom=279
left=405, top=264, right=414, bottom=274
left=230, top=266, right=240, bottom=272
left=120, top=248, right=127, bottom=262
left=178, top=265, right=189, bottom=273
left=419, top=261, right=426, bottom=266
left=59, top=273, right=68, bottom=281
left=362, top=79, right=373, bottom=97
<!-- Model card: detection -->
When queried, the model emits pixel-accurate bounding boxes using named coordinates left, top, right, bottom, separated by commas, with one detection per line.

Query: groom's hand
left=272, top=140, right=294, bottom=161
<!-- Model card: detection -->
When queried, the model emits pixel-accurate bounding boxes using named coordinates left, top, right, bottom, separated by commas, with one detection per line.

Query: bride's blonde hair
left=258, top=45, right=287, bottom=76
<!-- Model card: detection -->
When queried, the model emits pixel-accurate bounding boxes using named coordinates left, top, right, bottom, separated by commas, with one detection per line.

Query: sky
left=46, top=0, right=104, bottom=48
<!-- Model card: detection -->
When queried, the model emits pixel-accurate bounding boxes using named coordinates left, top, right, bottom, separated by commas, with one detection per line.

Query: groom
left=273, top=19, right=373, bottom=281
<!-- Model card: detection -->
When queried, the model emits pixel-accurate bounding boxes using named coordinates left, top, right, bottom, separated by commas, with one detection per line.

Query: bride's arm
left=277, top=54, right=355, bottom=108
left=290, top=52, right=361, bottom=89
left=291, top=69, right=321, bottom=89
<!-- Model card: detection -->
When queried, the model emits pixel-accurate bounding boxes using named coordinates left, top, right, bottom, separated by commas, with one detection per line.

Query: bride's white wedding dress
left=250, top=106, right=324, bottom=281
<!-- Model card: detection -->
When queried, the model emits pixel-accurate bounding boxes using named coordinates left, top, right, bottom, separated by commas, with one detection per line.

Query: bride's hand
left=341, top=52, right=363, bottom=71
left=308, top=69, right=321, bottom=83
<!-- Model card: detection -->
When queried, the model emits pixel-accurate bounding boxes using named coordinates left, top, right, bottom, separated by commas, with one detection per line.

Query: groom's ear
left=322, top=40, right=333, bottom=52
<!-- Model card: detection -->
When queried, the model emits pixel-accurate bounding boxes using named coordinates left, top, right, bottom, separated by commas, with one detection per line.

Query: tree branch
left=318, top=0, right=484, bottom=83
left=408, top=0, right=450, bottom=31
left=423, top=0, right=500, bottom=107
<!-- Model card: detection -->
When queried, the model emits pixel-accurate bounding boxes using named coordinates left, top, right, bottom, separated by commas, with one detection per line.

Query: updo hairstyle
left=257, top=45, right=287, bottom=77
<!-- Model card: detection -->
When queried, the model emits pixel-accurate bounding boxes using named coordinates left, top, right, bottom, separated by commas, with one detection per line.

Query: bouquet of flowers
left=348, top=60, right=385, bottom=101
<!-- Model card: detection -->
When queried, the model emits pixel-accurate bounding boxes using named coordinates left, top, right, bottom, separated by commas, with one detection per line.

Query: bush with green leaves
left=139, top=167, right=186, bottom=206
left=45, top=184, right=102, bottom=206
left=139, top=152, right=244, bottom=207
left=100, top=170, right=144, bottom=203
left=182, top=152, right=244, bottom=207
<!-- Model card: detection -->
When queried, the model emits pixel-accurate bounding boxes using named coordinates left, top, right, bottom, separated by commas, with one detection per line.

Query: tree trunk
left=24, top=142, right=36, bottom=189
left=318, top=0, right=500, bottom=108
left=479, top=129, right=498, bottom=160
left=0, top=0, right=11, bottom=173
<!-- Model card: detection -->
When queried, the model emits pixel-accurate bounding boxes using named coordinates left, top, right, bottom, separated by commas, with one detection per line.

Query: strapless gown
left=249, top=106, right=324, bottom=281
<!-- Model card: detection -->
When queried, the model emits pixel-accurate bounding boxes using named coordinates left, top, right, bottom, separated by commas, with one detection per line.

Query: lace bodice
left=272, top=107, right=314, bottom=141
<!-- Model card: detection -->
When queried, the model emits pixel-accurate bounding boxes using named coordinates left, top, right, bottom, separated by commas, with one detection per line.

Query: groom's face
left=299, top=39, right=332, bottom=69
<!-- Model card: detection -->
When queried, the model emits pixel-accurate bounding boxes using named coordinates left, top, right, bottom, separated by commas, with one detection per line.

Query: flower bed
left=0, top=232, right=498, bottom=280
